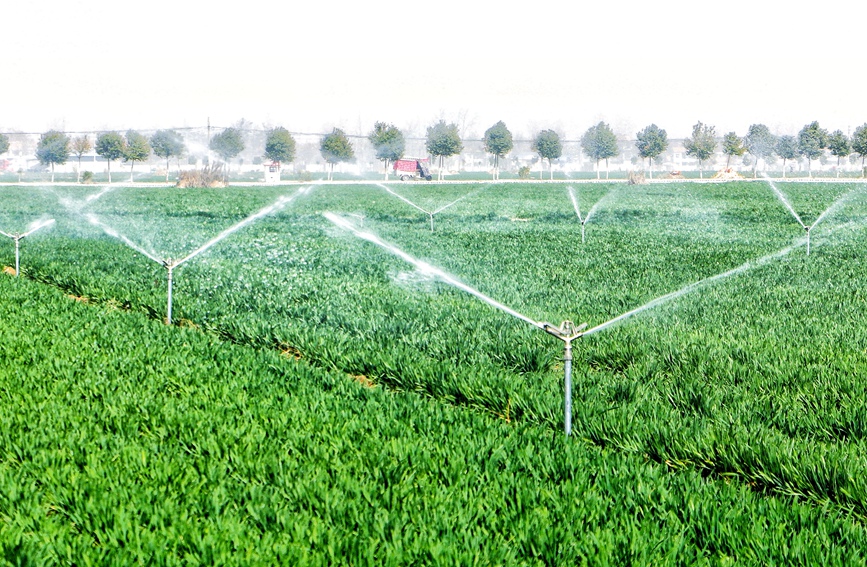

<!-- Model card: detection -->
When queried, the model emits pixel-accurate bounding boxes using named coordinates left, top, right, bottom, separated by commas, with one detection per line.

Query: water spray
left=569, top=186, right=615, bottom=244
left=803, top=186, right=864, bottom=256
left=763, top=176, right=808, bottom=253
left=568, top=187, right=586, bottom=243
left=378, top=184, right=473, bottom=232
left=0, top=219, right=56, bottom=277
left=325, top=211, right=588, bottom=435
left=86, top=187, right=313, bottom=324
left=763, top=177, right=864, bottom=257
left=323, top=209, right=854, bottom=434
left=57, top=185, right=118, bottom=214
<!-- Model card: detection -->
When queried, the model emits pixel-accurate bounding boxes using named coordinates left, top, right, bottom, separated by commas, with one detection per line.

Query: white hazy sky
left=3, top=0, right=865, bottom=139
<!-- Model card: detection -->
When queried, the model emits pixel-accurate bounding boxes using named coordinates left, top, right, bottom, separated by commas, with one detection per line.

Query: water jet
left=569, top=186, right=615, bottom=243
left=378, top=184, right=474, bottom=232
left=86, top=187, right=312, bottom=324
left=325, top=211, right=586, bottom=434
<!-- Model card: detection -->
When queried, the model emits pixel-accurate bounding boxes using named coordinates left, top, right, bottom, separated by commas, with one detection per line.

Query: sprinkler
left=540, top=321, right=588, bottom=436
left=163, top=258, right=175, bottom=325
left=378, top=184, right=471, bottom=232
left=569, top=186, right=613, bottom=244
left=1, top=219, right=55, bottom=277
left=85, top=186, right=312, bottom=325
left=805, top=225, right=811, bottom=256
left=327, top=212, right=594, bottom=436
left=0, top=231, right=20, bottom=276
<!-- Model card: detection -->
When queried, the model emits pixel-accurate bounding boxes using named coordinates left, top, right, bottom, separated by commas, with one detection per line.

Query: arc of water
left=83, top=185, right=116, bottom=205
left=86, top=186, right=313, bottom=324
left=584, top=240, right=810, bottom=336
left=378, top=184, right=479, bottom=232
left=84, top=213, right=165, bottom=265
left=58, top=185, right=118, bottom=212
left=324, top=212, right=545, bottom=330
left=583, top=187, right=616, bottom=226
left=174, top=186, right=312, bottom=268
left=1, top=219, right=57, bottom=240
left=378, top=184, right=430, bottom=215
left=809, top=185, right=863, bottom=231
left=432, top=195, right=469, bottom=215
left=587, top=212, right=867, bottom=335
left=568, top=187, right=583, bottom=223
left=21, top=218, right=56, bottom=238
left=763, top=176, right=807, bottom=229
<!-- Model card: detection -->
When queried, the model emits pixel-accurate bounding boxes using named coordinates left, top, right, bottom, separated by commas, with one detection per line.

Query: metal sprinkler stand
left=13, top=234, right=21, bottom=277
left=163, top=258, right=175, bottom=325
left=541, top=320, right=588, bottom=436
left=805, top=225, right=811, bottom=256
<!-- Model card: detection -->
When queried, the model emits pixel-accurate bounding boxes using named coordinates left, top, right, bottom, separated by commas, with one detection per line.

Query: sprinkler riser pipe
left=541, top=322, right=586, bottom=436
left=166, top=266, right=174, bottom=325
left=564, top=340, right=573, bottom=436
left=14, top=237, right=20, bottom=277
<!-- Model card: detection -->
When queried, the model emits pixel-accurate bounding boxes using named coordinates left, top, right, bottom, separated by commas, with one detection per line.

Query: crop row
left=2, top=181, right=867, bottom=519
left=4, top=276, right=867, bottom=564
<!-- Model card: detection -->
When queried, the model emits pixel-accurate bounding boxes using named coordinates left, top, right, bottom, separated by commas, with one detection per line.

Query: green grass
left=3, top=268, right=867, bottom=564
left=2, top=180, right=867, bottom=562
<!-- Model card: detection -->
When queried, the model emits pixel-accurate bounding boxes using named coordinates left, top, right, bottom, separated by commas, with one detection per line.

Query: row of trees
left=0, top=129, right=185, bottom=183
left=579, top=120, right=867, bottom=180
left=4, top=119, right=867, bottom=182
left=395, top=119, right=867, bottom=181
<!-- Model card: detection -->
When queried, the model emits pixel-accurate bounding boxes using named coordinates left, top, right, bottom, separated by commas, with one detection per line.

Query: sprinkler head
left=805, top=225, right=811, bottom=232
left=163, top=258, right=175, bottom=269
left=542, top=320, right=588, bottom=341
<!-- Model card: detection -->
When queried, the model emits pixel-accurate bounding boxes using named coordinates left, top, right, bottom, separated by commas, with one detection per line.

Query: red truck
left=393, top=158, right=432, bottom=181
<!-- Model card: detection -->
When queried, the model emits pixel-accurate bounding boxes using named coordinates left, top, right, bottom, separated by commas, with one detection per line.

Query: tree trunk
left=130, top=161, right=135, bottom=182
left=808, top=158, right=812, bottom=178
left=166, top=157, right=170, bottom=182
left=596, top=159, right=600, bottom=180
left=726, top=154, right=731, bottom=169
left=51, top=163, right=55, bottom=183
left=78, top=156, right=83, bottom=183
left=782, top=158, right=787, bottom=178
left=108, top=160, right=112, bottom=184
left=606, top=158, right=610, bottom=180
left=699, top=160, right=703, bottom=179
left=648, top=157, right=653, bottom=180
left=549, top=158, right=553, bottom=181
